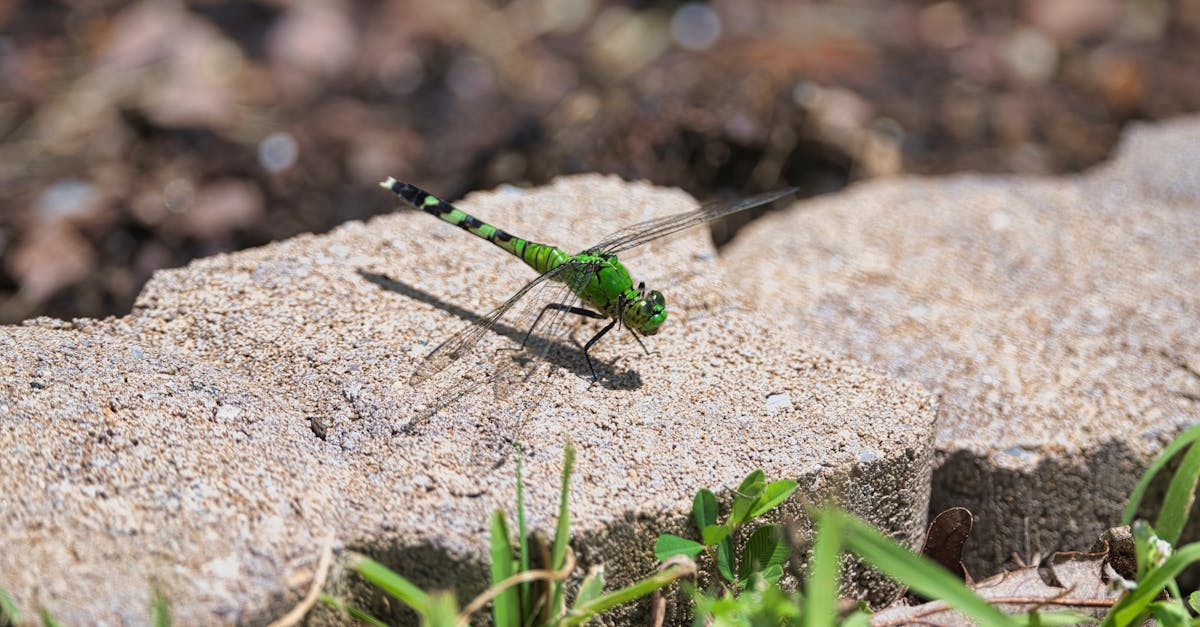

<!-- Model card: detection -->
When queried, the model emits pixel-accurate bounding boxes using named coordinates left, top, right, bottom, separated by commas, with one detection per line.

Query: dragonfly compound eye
left=638, top=291, right=668, bottom=335
left=640, top=291, right=665, bottom=317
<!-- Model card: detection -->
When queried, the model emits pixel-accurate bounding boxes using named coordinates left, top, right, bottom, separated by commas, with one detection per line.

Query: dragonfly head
left=627, top=283, right=667, bottom=336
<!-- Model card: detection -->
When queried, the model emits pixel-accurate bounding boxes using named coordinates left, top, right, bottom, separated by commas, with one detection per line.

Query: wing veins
left=410, top=263, right=577, bottom=385
left=590, top=188, right=798, bottom=254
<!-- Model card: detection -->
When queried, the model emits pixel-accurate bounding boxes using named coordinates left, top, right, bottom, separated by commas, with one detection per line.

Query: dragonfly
left=380, top=177, right=797, bottom=390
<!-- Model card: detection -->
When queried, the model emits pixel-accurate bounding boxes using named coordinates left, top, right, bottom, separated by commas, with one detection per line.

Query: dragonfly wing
left=589, top=187, right=798, bottom=255
left=409, top=261, right=599, bottom=437
left=490, top=277, right=587, bottom=397
left=410, top=263, right=576, bottom=386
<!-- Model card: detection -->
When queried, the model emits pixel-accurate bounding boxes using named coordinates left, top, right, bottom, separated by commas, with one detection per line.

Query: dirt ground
left=2, top=0, right=1198, bottom=324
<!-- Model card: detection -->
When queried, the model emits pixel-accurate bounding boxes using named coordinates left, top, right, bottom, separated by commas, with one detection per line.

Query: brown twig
left=458, top=545, right=578, bottom=624
left=870, top=596, right=1116, bottom=626
left=267, top=534, right=337, bottom=627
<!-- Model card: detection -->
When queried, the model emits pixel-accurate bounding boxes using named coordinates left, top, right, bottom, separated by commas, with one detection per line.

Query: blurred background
left=1, top=0, right=1197, bottom=325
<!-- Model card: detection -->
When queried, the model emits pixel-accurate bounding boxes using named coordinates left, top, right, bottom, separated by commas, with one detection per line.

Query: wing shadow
left=357, top=269, right=643, bottom=392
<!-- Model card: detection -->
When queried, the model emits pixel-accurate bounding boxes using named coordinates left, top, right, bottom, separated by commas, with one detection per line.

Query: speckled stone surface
left=723, top=117, right=1200, bottom=574
left=0, top=176, right=936, bottom=624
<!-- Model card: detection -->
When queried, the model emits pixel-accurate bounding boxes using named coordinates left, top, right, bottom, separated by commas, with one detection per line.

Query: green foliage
left=319, top=593, right=389, bottom=627
left=151, top=588, right=171, bottom=627
left=0, top=587, right=19, bottom=627
left=1156, top=435, right=1200, bottom=545
left=654, top=470, right=798, bottom=593
left=0, top=586, right=174, bottom=627
left=358, top=553, right=436, bottom=614
left=561, top=562, right=695, bottom=626
left=802, top=505, right=842, bottom=627
left=814, top=508, right=1016, bottom=627
left=691, top=576, right=807, bottom=627
left=664, top=470, right=1096, bottom=626
left=37, top=608, right=61, bottom=627
left=514, top=443, right=531, bottom=618
left=548, top=443, right=576, bottom=618
left=325, top=442, right=693, bottom=626
left=9, top=424, right=1200, bottom=626
left=1100, top=521, right=1200, bottom=626
left=1101, top=424, right=1200, bottom=627
left=489, top=511, right=519, bottom=627
left=682, top=425, right=1200, bottom=626
left=815, top=425, right=1200, bottom=627
left=738, top=524, right=788, bottom=584
left=1122, top=422, right=1200, bottom=530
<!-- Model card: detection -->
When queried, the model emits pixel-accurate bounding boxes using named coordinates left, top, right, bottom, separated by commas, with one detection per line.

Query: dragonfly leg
left=582, top=317, right=618, bottom=381
left=624, top=282, right=653, bottom=356
left=624, top=321, right=652, bottom=355
left=520, top=303, right=605, bottom=349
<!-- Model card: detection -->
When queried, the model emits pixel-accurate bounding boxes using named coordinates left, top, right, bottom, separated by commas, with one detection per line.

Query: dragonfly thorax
left=566, top=252, right=667, bottom=336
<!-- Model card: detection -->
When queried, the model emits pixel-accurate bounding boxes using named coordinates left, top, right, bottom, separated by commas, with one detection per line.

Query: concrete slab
left=722, top=117, right=1200, bottom=573
left=0, top=176, right=936, bottom=624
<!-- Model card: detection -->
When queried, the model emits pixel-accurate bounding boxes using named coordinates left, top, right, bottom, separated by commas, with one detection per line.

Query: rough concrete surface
left=1, top=176, right=936, bottom=624
left=723, top=117, right=1200, bottom=574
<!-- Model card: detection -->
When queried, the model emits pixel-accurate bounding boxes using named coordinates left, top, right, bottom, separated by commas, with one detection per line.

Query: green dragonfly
left=380, top=177, right=797, bottom=387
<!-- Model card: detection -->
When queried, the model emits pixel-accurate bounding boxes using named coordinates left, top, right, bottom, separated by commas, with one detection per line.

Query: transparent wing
left=491, top=286, right=584, bottom=399
left=410, top=263, right=577, bottom=386
left=589, top=187, right=799, bottom=255
left=408, top=261, right=599, bottom=437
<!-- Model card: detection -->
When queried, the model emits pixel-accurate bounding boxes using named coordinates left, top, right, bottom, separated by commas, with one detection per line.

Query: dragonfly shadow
left=357, top=270, right=643, bottom=391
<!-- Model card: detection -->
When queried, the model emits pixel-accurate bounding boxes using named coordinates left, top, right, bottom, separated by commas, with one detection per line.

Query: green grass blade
left=490, top=511, right=519, bottom=627
left=830, top=509, right=1017, bottom=627
left=560, top=561, right=694, bottom=626
left=346, top=606, right=390, bottom=626
left=38, top=608, right=62, bottom=627
left=426, top=591, right=460, bottom=627
left=1167, top=579, right=1183, bottom=611
left=1123, top=423, right=1200, bottom=524
left=1011, top=611, right=1097, bottom=626
left=347, top=554, right=431, bottom=616
left=151, top=588, right=170, bottom=627
left=514, top=442, right=531, bottom=618
left=1131, top=520, right=1158, bottom=581
left=1106, top=542, right=1200, bottom=626
left=1147, top=600, right=1190, bottom=627
left=320, top=593, right=391, bottom=627
left=549, top=443, right=576, bottom=618
left=1156, top=438, right=1200, bottom=544
left=0, top=587, right=21, bottom=624
left=346, top=605, right=390, bottom=627
left=805, top=509, right=842, bottom=627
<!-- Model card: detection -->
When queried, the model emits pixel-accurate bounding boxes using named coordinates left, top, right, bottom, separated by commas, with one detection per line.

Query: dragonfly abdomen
left=381, top=177, right=569, bottom=274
